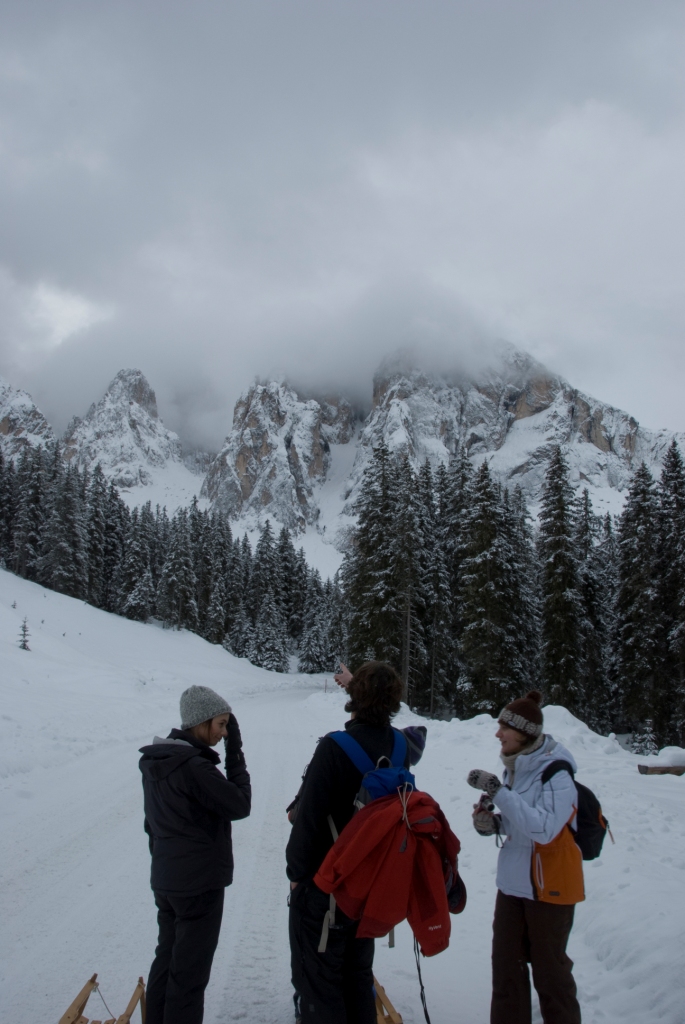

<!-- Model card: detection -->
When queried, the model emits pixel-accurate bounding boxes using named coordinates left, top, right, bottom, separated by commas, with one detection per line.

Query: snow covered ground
left=1, top=568, right=684, bottom=1024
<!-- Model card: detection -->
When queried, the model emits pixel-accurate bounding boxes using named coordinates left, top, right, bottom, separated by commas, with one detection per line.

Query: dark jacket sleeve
left=286, top=738, right=350, bottom=883
left=187, top=755, right=252, bottom=821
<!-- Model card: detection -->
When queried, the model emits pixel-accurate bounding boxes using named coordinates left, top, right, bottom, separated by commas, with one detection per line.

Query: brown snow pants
left=491, top=890, right=581, bottom=1024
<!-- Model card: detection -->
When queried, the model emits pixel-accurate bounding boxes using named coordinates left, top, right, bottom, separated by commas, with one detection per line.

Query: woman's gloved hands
left=225, top=714, right=246, bottom=770
left=472, top=794, right=501, bottom=836
left=467, top=769, right=502, bottom=798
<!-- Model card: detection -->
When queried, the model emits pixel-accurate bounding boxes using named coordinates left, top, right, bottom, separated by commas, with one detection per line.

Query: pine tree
left=37, top=466, right=88, bottom=599
left=425, top=462, right=458, bottom=716
left=204, top=567, right=227, bottom=643
left=223, top=600, right=253, bottom=658
left=251, top=590, right=289, bottom=672
left=655, top=441, right=685, bottom=744
left=85, top=465, right=108, bottom=607
left=119, top=511, right=154, bottom=620
left=343, top=444, right=401, bottom=672
left=0, top=450, right=17, bottom=563
left=298, top=618, right=330, bottom=673
left=574, top=489, right=612, bottom=731
left=12, top=448, right=46, bottom=581
left=631, top=719, right=658, bottom=756
left=101, top=483, right=130, bottom=612
left=458, top=463, right=523, bottom=715
left=18, top=616, right=30, bottom=651
left=616, top=463, right=661, bottom=737
left=249, top=520, right=278, bottom=620
left=156, top=510, right=199, bottom=630
left=538, top=447, right=582, bottom=712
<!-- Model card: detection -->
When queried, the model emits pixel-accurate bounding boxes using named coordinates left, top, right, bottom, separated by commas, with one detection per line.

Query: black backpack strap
left=540, top=759, right=575, bottom=784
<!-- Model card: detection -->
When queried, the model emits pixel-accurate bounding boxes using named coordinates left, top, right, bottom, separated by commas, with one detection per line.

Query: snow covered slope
left=2, top=567, right=685, bottom=1024
left=0, top=376, right=55, bottom=461
left=62, top=369, right=206, bottom=511
left=202, top=381, right=355, bottom=531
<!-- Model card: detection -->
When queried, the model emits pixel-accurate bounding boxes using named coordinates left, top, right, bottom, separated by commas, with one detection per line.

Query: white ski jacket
left=491, top=734, right=578, bottom=900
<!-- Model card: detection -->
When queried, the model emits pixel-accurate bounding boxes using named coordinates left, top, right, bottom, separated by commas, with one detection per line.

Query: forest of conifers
left=2, top=439, right=683, bottom=751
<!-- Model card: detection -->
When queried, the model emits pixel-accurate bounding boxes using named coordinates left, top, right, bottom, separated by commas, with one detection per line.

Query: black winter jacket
left=286, top=720, right=419, bottom=883
left=139, top=727, right=251, bottom=896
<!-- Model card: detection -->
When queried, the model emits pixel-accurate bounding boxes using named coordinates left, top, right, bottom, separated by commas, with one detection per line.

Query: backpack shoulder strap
left=328, top=731, right=375, bottom=774
left=541, top=759, right=575, bottom=785
left=390, top=729, right=407, bottom=768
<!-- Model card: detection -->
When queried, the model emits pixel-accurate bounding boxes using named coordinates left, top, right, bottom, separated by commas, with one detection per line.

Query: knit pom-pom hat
left=498, top=690, right=543, bottom=737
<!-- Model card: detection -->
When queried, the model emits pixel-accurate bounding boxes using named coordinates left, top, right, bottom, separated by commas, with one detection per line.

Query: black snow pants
left=146, top=888, right=225, bottom=1024
left=289, top=879, right=376, bottom=1024
left=491, top=890, right=581, bottom=1024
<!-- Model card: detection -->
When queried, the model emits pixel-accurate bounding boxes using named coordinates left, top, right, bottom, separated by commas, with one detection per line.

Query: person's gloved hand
left=225, top=714, right=246, bottom=770
left=472, top=804, right=500, bottom=836
left=467, top=769, right=502, bottom=798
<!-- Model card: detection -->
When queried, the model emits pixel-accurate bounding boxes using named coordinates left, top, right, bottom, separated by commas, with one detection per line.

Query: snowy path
left=2, top=569, right=685, bottom=1024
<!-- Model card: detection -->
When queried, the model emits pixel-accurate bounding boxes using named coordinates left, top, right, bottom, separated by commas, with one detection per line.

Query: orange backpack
left=532, top=808, right=585, bottom=905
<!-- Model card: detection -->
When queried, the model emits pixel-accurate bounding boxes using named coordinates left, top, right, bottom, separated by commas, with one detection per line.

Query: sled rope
left=413, top=936, right=432, bottom=1024
left=94, top=980, right=116, bottom=1020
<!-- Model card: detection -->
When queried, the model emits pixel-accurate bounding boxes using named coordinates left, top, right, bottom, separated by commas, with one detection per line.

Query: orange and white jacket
left=492, top=735, right=584, bottom=905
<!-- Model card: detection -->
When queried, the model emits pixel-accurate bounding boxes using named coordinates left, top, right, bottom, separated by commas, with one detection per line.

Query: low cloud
left=0, top=2, right=684, bottom=447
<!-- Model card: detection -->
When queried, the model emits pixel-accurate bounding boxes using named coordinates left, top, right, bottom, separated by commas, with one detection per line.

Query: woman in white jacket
left=467, top=690, right=583, bottom=1024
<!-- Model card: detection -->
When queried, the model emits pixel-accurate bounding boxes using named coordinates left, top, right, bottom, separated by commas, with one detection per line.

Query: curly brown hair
left=344, top=662, right=403, bottom=727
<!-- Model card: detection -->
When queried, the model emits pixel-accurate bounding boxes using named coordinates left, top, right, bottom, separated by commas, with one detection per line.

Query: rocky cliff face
left=202, top=381, right=355, bottom=531
left=0, top=378, right=55, bottom=461
left=62, top=369, right=185, bottom=488
left=349, top=345, right=679, bottom=508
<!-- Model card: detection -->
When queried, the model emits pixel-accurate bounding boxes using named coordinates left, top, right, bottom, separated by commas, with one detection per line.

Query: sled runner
left=374, top=976, right=403, bottom=1023
left=58, top=973, right=146, bottom=1024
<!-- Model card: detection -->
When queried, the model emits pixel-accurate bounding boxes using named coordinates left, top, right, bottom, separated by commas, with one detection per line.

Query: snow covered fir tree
left=2, top=438, right=685, bottom=746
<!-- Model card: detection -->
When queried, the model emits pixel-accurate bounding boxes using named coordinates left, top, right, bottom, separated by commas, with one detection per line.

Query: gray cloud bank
left=0, top=1, right=684, bottom=449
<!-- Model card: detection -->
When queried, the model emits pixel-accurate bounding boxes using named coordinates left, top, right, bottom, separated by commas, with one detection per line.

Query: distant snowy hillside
left=0, top=376, right=54, bottom=461
left=62, top=369, right=207, bottom=511
left=2, top=568, right=684, bottom=1024
left=202, top=381, right=356, bottom=531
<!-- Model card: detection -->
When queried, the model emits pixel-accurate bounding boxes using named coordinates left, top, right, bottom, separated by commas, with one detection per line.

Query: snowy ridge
left=2, top=567, right=685, bottom=1024
left=62, top=369, right=205, bottom=510
left=0, top=377, right=54, bottom=461
left=347, top=345, right=685, bottom=519
left=202, top=381, right=355, bottom=531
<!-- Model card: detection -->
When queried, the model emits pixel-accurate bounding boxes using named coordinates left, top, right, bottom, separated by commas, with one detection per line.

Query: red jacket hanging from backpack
left=314, top=788, right=465, bottom=957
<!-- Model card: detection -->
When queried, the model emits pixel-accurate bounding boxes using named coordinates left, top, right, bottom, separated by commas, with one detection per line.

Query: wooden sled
left=58, top=973, right=146, bottom=1024
left=374, top=976, right=403, bottom=1023
left=637, top=764, right=685, bottom=776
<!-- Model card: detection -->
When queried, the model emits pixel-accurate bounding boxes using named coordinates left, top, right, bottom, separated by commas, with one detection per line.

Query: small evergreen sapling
left=18, top=616, right=30, bottom=651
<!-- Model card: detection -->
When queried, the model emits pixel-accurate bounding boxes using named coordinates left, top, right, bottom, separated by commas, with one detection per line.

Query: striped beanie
left=498, top=690, right=543, bottom=737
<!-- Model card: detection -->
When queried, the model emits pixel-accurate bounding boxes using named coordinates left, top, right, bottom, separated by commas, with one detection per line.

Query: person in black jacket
left=139, top=685, right=251, bottom=1024
left=286, top=662, right=426, bottom=1024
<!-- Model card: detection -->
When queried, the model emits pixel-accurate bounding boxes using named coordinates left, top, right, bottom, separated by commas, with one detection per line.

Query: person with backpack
left=139, top=685, right=251, bottom=1024
left=286, top=661, right=427, bottom=1024
left=467, top=690, right=583, bottom=1024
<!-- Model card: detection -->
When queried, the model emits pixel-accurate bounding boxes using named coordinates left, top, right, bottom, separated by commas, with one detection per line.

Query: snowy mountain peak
left=0, top=377, right=55, bottom=461
left=63, top=368, right=183, bottom=489
left=202, top=380, right=355, bottom=531
left=352, top=351, right=677, bottom=519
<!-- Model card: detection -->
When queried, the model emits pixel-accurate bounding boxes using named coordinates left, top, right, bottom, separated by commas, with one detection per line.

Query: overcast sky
left=1, top=1, right=684, bottom=449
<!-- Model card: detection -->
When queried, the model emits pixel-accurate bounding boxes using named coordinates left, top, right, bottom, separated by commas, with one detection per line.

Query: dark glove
left=225, top=714, right=246, bottom=771
left=467, top=769, right=502, bottom=798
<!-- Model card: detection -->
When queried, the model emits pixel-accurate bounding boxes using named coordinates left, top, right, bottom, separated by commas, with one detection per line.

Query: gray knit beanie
left=180, top=685, right=232, bottom=729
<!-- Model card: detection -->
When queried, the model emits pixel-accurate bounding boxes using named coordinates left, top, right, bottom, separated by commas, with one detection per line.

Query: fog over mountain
left=0, top=2, right=684, bottom=449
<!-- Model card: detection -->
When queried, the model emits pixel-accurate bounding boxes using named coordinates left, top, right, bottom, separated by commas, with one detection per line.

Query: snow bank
left=1, top=567, right=684, bottom=1023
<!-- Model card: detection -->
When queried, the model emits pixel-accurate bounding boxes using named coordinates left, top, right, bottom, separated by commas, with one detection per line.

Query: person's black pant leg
left=525, top=900, right=581, bottom=1024
left=491, top=891, right=532, bottom=1024
left=290, top=881, right=376, bottom=1024
left=147, top=893, right=177, bottom=1024
left=147, top=888, right=225, bottom=1024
